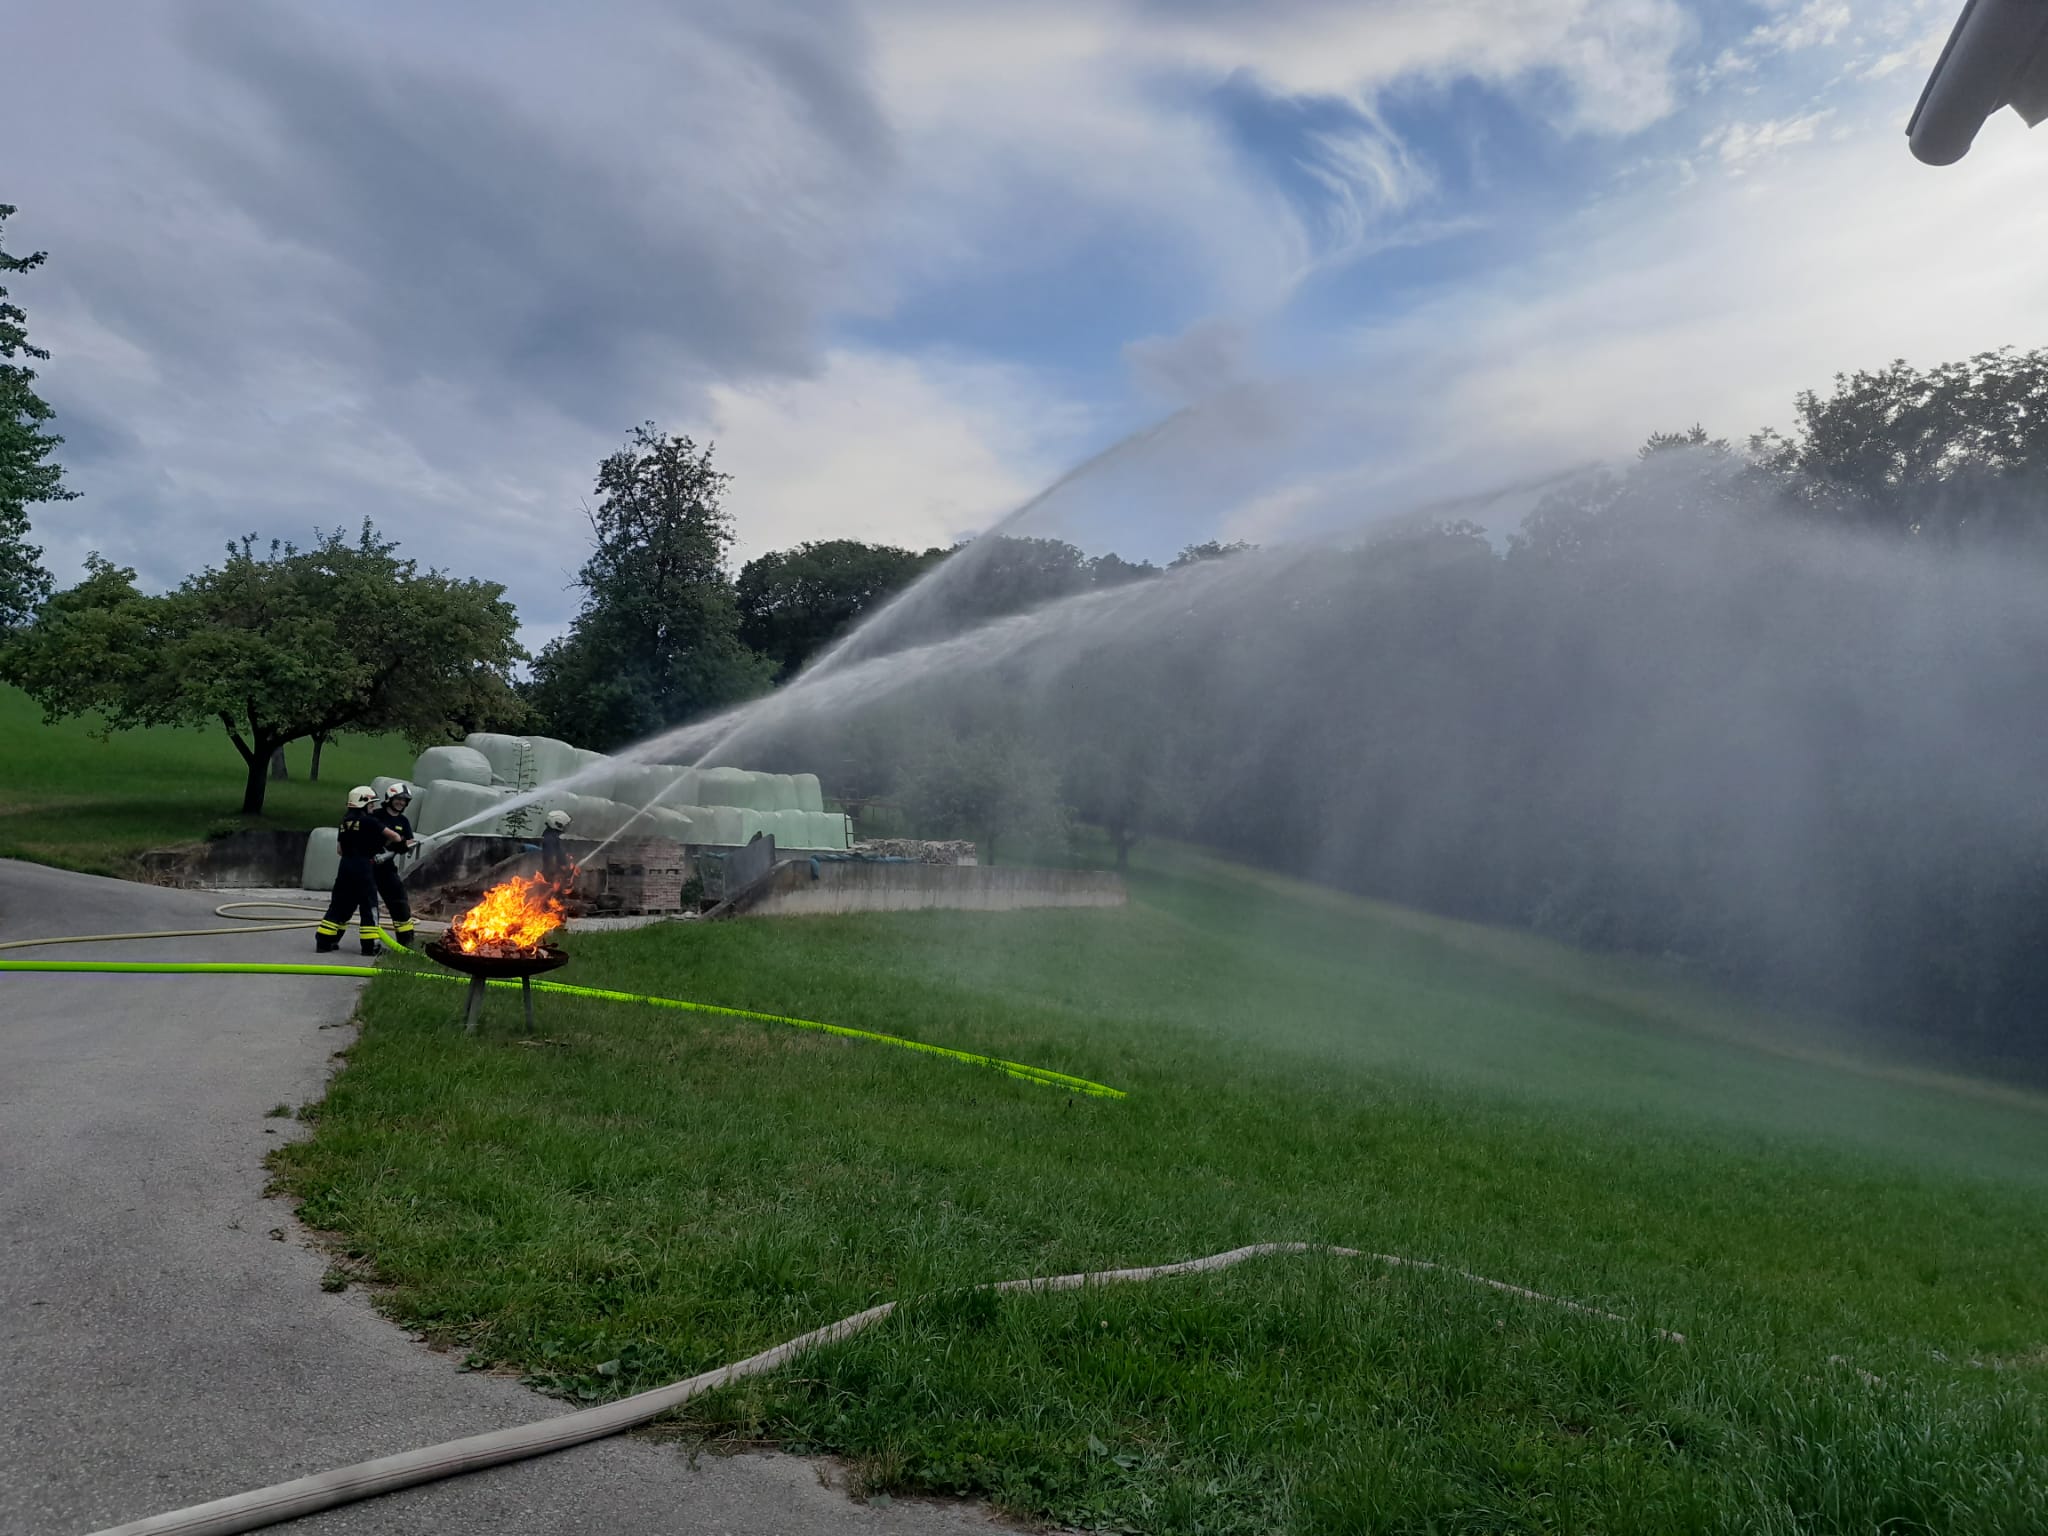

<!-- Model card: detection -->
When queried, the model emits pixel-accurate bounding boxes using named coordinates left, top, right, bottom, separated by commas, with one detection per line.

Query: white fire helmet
left=346, top=786, right=377, bottom=810
left=383, top=781, right=413, bottom=804
left=545, top=810, right=571, bottom=830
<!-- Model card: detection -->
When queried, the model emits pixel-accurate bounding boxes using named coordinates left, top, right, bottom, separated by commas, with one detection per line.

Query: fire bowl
left=423, top=939, right=570, bottom=980
left=425, top=940, right=569, bottom=1034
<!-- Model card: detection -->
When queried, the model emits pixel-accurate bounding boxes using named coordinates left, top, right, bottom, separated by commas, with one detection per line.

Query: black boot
left=315, top=936, right=340, bottom=954
left=360, top=941, right=381, bottom=957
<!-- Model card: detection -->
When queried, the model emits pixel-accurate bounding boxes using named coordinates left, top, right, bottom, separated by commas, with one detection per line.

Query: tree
left=943, top=535, right=1097, bottom=618
left=1086, top=551, right=1159, bottom=588
left=899, top=731, right=1066, bottom=865
left=2, top=525, right=525, bottom=815
left=1640, top=424, right=1730, bottom=459
left=1510, top=430, right=1740, bottom=567
left=526, top=425, right=771, bottom=748
left=1061, top=730, right=1160, bottom=872
left=736, top=539, right=947, bottom=682
left=1748, top=348, right=2048, bottom=544
left=1056, top=638, right=1194, bottom=872
left=1170, top=539, right=1253, bottom=568
left=807, top=535, right=1162, bottom=673
left=0, top=204, right=75, bottom=633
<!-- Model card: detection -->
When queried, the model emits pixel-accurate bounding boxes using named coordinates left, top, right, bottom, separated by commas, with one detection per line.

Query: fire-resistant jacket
left=337, top=809, right=386, bottom=860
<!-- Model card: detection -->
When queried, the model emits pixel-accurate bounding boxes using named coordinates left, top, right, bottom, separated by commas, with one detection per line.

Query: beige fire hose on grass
left=0, top=902, right=441, bottom=954
left=90, top=1242, right=1685, bottom=1536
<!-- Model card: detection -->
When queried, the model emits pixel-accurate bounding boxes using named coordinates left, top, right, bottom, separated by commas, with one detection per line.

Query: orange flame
left=449, top=873, right=565, bottom=956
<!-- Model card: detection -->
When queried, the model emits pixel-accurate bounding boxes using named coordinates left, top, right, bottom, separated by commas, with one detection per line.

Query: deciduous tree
left=526, top=425, right=771, bottom=747
left=0, top=204, right=75, bottom=633
left=2, top=526, right=525, bottom=814
left=736, top=539, right=946, bottom=682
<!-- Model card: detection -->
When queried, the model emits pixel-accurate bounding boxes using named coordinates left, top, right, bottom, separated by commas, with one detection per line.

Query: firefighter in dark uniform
left=370, top=781, right=422, bottom=948
left=540, top=808, right=573, bottom=883
left=316, top=785, right=395, bottom=956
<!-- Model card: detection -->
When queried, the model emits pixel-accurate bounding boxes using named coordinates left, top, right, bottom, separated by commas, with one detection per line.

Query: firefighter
left=540, top=808, right=573, bottom=882
left=371, top=781, right=422, bottom=948
left=316, top=786, right=394, bottom=956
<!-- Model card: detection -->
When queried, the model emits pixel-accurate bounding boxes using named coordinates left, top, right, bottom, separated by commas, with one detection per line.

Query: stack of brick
left=849, top=838, right=979, bottom=866
left=600, top=837, right=687, bottom=912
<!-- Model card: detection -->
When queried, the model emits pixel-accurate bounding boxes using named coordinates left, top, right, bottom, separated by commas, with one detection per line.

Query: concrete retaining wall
left=733, top=860, right=1126, bottom=917
left=136, top=830, right=310, bottom=889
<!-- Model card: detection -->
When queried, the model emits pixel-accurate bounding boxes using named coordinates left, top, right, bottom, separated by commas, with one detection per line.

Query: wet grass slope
left=276, top=846, right=2048, bottom=1534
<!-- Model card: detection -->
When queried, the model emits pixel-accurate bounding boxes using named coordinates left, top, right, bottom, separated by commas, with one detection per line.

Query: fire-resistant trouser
left=372, top=860, right=414, bottom=947
left=317, top=856, right=383, bottom=955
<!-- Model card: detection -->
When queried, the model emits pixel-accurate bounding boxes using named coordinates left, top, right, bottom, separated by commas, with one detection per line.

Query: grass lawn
left=277, top=845, right=2048, bottom=1534
left=0, top=684, right=412, bottom=875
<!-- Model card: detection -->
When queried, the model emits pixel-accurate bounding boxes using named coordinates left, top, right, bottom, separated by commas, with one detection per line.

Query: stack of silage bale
left=301, top=730, right=852, bottom=887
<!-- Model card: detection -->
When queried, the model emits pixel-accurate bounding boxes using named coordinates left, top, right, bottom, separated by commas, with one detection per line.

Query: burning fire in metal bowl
left=448, top=873, right=567, bottom=958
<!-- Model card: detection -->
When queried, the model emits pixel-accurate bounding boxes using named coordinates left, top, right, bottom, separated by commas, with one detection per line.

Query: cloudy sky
left=6, top=0, right=2045, bottom=650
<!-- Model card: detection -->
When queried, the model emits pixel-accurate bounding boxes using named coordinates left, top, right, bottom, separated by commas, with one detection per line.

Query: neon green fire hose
left=0, top=905, right=1125, bottom=1099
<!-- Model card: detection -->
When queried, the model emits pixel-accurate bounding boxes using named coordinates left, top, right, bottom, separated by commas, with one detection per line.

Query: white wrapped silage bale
left=792, top=773, right=824, bottom=814
left=615, top=761, right=685, bottom=812
left=301, top=830, right=342, bottom=891
left=415, top=780, right=514, bottom=838
left=594, top=798, right=648, bottom=841
left=759, top=774, right=799, bottom=812
left=809, top=810, right=850, bottom=850
left=413, top=745, right=493, bottom=788
left=560, top=797, right=618, bottom=841
left=695, top=766, right=749, bottom=807
left=526, top=736, right=584, bottom=786
left=699, top=805, right=744, bottom=845
left=648, top=807, right=695, bottom=843
left=602, top=762, right=648, bottom=808
left=561, top=759, right=615, bottom=802
left=667, top=804, right=714, bottom=843
left=463, top=733, right=528, bottom=786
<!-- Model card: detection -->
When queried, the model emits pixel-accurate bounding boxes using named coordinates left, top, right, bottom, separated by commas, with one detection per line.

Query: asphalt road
left=0, top=861, right=1011, bottom=1536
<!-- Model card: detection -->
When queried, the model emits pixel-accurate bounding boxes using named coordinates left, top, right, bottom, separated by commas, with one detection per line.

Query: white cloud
left=1342, top=96, right=2048, bottom=505
left=1298, top=116, right=1441, bottom=240
left=1132, top=0, right=1694, bottom=134
left=1757, top=0, right=1855, bottom=51
left=1701, top=108, right=1836, bottom=167
left=1853, top=7, right=1954, bottom=81
left=1860, top=45, right=1919, bottom=79
left=1706, top=0, right=1854, bottom=82
left=859, top=0, right=1695, bottom=300
left=700, top=349, right=1091, bottom=563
